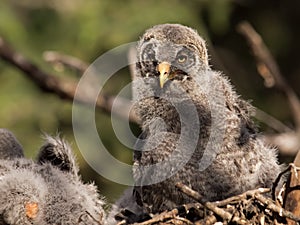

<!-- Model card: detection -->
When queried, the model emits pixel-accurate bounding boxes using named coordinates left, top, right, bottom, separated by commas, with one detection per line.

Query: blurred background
left=0, top=0, right=299, bottom=204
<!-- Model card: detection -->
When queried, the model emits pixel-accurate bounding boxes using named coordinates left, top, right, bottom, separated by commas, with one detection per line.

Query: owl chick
left=0, top=130, right=105, bottom=225
left=128, top=23, right=281, bottom=214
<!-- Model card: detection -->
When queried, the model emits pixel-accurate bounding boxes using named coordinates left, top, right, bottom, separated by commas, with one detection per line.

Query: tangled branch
left=127, top=182, right=300, bottom=225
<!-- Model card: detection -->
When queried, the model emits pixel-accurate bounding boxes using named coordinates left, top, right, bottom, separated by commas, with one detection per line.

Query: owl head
left=136, top=24, right=209, bottom=88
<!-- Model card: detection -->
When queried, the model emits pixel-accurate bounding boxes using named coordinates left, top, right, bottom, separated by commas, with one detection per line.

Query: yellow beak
left=157, top=62, right=171, bottom=88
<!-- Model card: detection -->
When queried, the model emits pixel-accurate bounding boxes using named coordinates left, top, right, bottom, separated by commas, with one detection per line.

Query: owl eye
left=177, top=54, right=187, bottom=63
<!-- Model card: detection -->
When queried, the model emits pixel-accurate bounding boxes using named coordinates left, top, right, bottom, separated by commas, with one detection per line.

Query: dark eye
left=177, top=54, right=188, bottom=63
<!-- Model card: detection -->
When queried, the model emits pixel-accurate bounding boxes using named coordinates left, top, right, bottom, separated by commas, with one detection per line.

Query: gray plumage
left=125, top=23, right=281, bottom=214
left=0, top=131, right=105, bottom=225
left=106, top=188, right=143, bottom=225
left=0, top=129, right=24, bottom=160
left=37, top=134, right=79, bottom=176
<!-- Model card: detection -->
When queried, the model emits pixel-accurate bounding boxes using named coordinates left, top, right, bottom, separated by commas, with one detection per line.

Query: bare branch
left=237, top=21, right=300, bottom=131
left=284, top=157, right=300, bottom=225
left=272, top=164, right=293, bottom=201
left=255, top=193, right=300, bottom=223
left=133, top=203, right=202, bottom=225
left=255, top=108, right=293, bottom=133
left=0, top=36, right=140, bottom=124
left=215, top=188, right=271, bottom=207
left=127, top=45, right=137, bottom=80
left=176, top=182, right=248, bottom=224
left=43, top=50, right=89, bottom=74
left=262, top=133, right=300, bottom=156
left=176, top=182, right=300, bottom=224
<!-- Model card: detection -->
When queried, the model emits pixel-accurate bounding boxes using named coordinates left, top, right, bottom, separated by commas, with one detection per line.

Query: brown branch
left=0, top=36, right=140, bottom=124
left=214, top=188, right=270, bottom=207
left=175, top=182, right=247, bottom=224
left=133, top=203, right=202, bottom=225
left=78, top=210, right=102, bottom=224
left=272, top=164, right=292, bottom=201
left=237, top=21, right=300, bottom=131
left=197, top=215, right=217, bottom=225
left=255, top=193, right=300, bottom=222
left=176, top=182, right=300, bottom=224
left=284, top=156, right=300, bottom=225
left=43, top=50, right=88, bottom=74
left=127, top=45, right=137, bottom=80
left=263, top=133, right=300, bottom=156
left=254, top=108, right=292, bottom=133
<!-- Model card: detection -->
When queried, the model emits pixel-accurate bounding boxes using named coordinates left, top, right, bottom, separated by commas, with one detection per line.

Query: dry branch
left=237, top=21, right=300, bottom=155
left=175, top=183, right=300, bottom=224
left=284, top=154, right=300, bottom=225
left=214, top=188, right=270, bottom=207
left=43, top=50, right=88, bottom=74
left=0, top=36, right=140, bottom=123
left=254, top=108, right=292, bottom=133
left=176, top=182, right=248, bottom=224
left=118, top=182, right=300, bottom=224
left=237, top=21, right=300, bottom=130
left=133, top=203, right=202, bottom=225
left=262, top=133, right=300, bottom=156
left=255, top=192, right=300, bottom=222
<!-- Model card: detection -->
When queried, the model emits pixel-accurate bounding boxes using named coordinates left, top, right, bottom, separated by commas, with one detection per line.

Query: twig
left=127, top=45, right=137, bottom=80
left=175, top=182, right=247, bottom=224
left=131, top=184, right=299, bottom=224
left=197, top=215, right=217, bottom=225
left=263, top=132, right=300, bottom=156
left=43, top=50, right=88, bottom=74
left=255, top=193, right=300, bottom=222
left=254, top=108, right=292, bottom=133
left=133, top=208, right=180, bottom=225
left=215, top=188, right=270, bottom=207
left=133, top=203, right=202, bottom=225
left=116, top=220, right=127, bottom=225
left=0, top=36, right=140, bottom=124
left=77, top=210, right=102, bottom=224
left=175, top=182, right=204, bottom=202
left=237, top=21, right=300, bottom=131
left=167, top=217, right=194, bottom=224
left=284, top=155, right=300, bottom=225
left=272, top=164, right=293, bottom=200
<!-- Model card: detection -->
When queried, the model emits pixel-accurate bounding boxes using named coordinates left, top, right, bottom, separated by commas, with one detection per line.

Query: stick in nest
left=176, top=182, right=300, bottom=224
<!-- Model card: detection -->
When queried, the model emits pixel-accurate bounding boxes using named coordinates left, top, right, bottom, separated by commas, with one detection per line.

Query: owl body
left=0, top=130, right=105, bottom=225
left=0, top=159, right=104, bottom=225
left=131, top=24, right=281, bottom=213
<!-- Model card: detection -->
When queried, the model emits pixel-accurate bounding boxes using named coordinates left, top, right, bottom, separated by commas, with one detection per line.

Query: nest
left=117, top=164, right=300, bottom=225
